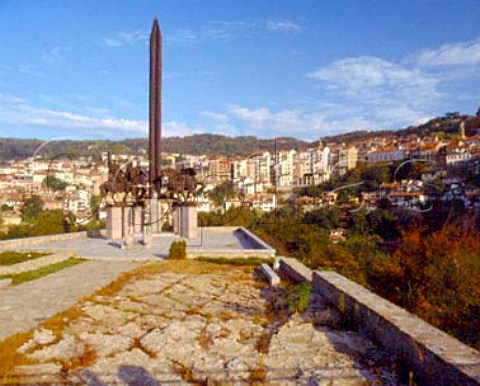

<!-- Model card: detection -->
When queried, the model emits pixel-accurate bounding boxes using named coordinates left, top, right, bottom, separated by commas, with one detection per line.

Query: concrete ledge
left=313, top=270, right=480, bottom=385
left=236, top=227, right=276, bottom=252
left=0, top=232, right=87, bottom=249
left=261, top=263, right=280, bottom=286
left=188, top=250, right=274, bottom=259
left=278, top=256, right=313, bottom=283
left=0, top=278, right=12, bottom=289
left=0, top=250, right=74, bottom=275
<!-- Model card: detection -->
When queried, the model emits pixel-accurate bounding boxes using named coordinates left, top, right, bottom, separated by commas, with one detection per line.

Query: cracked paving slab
left=5, top=260, right=402, bottom=385
left=0, top=260, right=136, bottom=342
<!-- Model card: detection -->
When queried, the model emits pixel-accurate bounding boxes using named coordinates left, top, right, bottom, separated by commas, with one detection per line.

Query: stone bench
left=261, top=263, right=280, bottom=286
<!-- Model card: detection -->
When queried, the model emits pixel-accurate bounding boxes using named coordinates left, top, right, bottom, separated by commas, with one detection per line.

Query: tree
left=349, top=208, right=368, bottom=234
left=303, top=207, right=341, bottom=230
left=43, top=175, right=68, bottom=191
left=21, top=195, right=44, bottom=223
left=0, top=204, right=13, bottom=212
left=366, top=209, right=399, bottom=240
left=209, top=182, right=240, bottom=212
left=476, top=106, right=480, bottom=118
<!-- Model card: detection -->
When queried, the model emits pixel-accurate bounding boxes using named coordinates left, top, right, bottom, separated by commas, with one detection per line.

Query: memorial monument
left=102, top=18, right=198, bottom=246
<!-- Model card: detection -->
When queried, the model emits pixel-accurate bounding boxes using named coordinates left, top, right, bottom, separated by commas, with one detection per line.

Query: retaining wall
left=0, top=250, right=75, bottom=275
left=0, top=232, right=87, bottom=249
left=278, top=257, right=480, bottom=385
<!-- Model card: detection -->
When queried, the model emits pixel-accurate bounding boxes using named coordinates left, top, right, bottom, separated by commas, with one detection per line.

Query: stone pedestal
left=173, top=205, right=180, bottom=235
left=143, top=205, right=152, bottom=249
left=150, top=195, right=160, bottom=233
left=122, top=206, right=133, bottom=249
left=176, top=204, right=197, bottom=239
left=107, top=206, right=123, bottom=239
left=133, top=206, right=143, bottom=234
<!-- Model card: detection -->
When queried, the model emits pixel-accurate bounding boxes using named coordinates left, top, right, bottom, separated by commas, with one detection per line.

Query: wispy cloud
left=416, top=38, right=480, bottom=67
left=202, top=111, right=229, bottom=123
left=41, top=47, right=64, bottom=66
left=0, top=95, right=200, bottom=138
left=214, top=104, right=378, bottom=139
left=306, top=56, right=439, bottom=134
left=167, top=19, right=302, bottom=45
left=266, top=20, right=302, bottom=33
left=307, top=56, right=440, bottom=106
left=100, top=30, right=149, bottom=48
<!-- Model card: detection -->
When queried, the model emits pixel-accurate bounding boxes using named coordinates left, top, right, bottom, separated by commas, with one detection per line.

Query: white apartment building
left=274, top=150, right=296, bottom=187
left=294, top=145, right=331, bottom=187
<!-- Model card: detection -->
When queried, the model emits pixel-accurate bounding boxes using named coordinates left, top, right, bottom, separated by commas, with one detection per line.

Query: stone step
left=261, top=263, right=280, bottom=286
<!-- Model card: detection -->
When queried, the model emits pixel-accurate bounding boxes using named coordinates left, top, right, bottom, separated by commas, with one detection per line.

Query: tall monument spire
left=149, top=17, right=162, bottom=192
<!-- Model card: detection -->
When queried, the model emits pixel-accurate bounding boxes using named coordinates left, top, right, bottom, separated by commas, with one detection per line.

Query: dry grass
left=0, top=332, right=32, bottom=383
left=248, top=361, right=267, bottom=385
left=197, top=329, right=212, bottom=349
left=0, top=305, right=87, bottom=381
left=42, top=305, right=85, bottom=339
left=254, top=332, right=271, bottom=354
left=218, top=310, right=234, bottom=322
left=172, top=361, right=207, bottom=385
left=58, top=341, right=97, bottom=372
left=130, top=337, right=156, bottom=358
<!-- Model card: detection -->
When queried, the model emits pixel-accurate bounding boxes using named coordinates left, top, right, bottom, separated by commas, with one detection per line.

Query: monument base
left=107, top=206, right=123, bottom=239
left=173, top=203, right=198, bottom=239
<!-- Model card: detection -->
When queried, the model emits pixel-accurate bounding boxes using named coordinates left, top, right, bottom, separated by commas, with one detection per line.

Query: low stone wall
left=0, top=232, right=87, bottom=249
left=278, top=256, right=312, bottom=282
left=0, top=250, right=74, bottom=275
left=279, top=257, right=480, bottom=385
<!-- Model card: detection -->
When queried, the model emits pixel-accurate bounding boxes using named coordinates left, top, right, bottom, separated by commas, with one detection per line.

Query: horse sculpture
left=100, top=163, right=197, bottom=204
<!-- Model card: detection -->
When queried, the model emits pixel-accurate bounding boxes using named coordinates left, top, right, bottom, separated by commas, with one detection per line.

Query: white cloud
left=307, top=56, right=439, bottom=105
left=168, top=19, right=302, bottom=44
left=226, top=105, right=374, bottom=139
left=0, top=96, right=200, bottom=138
left=266, top=21, right=302, bottom=33
left=202, top=111, right=229, bottom=123
left=416, top=38, right=480, bottom=67
left=100, top=30, right=148, bottom=48
left=163, top=121, right=202, bottom=137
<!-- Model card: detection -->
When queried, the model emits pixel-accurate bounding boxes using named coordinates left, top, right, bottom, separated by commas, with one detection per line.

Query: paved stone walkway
left=5, top=228, right=271, bottom=260
left=7, top=261, right=401, bottom=385
left=0, top=260, right=135, bottom=342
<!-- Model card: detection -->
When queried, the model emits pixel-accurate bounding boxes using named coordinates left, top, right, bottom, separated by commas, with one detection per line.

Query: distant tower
left=459, top=121, right=466, bottom=140
left=149, top=18, right=162, bottom=193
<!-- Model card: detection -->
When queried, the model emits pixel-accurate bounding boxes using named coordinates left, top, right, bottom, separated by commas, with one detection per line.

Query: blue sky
left=0, top=0, right=479, bottom=141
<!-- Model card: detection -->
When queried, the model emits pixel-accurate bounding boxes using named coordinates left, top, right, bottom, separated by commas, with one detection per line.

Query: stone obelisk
left=149, top=18, right=162, bottom=193
left=149, top=18, right=162, bottom=234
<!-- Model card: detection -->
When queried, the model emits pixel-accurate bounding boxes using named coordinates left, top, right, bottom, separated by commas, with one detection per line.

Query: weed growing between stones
left=287, top=282, right=312, bottom=314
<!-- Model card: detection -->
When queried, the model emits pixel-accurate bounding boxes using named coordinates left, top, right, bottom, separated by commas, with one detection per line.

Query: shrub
left=287, top=282, right=312, bottom=314
left=168, top=240, right=187, bottom=260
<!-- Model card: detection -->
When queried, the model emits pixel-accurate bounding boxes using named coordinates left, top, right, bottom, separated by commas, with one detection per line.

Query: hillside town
left=1, top=115, right=479, bottom=233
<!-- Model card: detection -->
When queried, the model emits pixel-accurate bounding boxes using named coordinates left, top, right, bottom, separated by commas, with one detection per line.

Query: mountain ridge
left=1, top=111, right=479, bottom=163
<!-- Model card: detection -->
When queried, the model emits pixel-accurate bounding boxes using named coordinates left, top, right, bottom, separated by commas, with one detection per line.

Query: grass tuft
left=0, top=251, right=50, bottom=266
left=0, top=257, right=85, bottom=285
